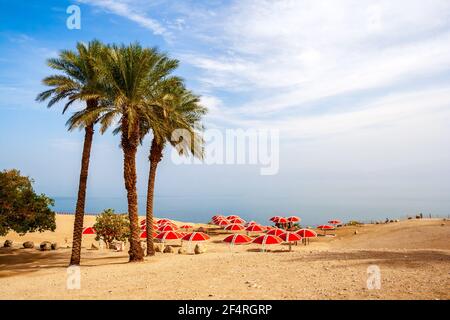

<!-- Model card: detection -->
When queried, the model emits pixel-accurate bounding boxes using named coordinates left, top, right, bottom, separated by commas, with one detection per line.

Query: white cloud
left=78, top=0, right=170, bottom=39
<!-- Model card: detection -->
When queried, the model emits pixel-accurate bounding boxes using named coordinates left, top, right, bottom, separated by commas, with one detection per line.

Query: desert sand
left=0, top=215, right=449, bottom=300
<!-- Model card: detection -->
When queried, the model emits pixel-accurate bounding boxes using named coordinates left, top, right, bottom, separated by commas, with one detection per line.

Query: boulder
left=178, top=248, right=187, bottom=254
left=40, top=241, right=52, bottom=251
left=3, top=240, right=13, bottom=248
left=197, top=227, right=207, bottom=233
left=91, top=242, right=99, bottom=250
left=109, top=241, right=124, bottom=251
left=23, top=241, right=34, bottom=249
left=51, top=242, right=58, bottom=250
left=163, top=245, right=174, bottom=253
left=194, top=244, right=206, bottom=254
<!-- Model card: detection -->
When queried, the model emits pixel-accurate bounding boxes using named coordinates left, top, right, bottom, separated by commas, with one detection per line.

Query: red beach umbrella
left=157, top=219, right=171, bottom=225
left=280, top=231, right=302, bottom=242
left=82, top=227, right=96, bottom=235
left=217, top=219, right=230, bottom=227
left=296, top=228, right=317, bottom=245
left=181, top=232, right=210, bottom=242
left=266, top=228, right=286, bottom=237
left=296, top=228, right=318, bottom=238
left=245, top=224, right=264, bottom=233
left=280, top=232, right=302, bottom=251
left=156, top=231, right=182, bottom=241
left=252, top=234, right=283, bottom=252
left=317, top=225, right=335, bottom=230
left=269, top=216, right=281, bottom=222
left=224, top=224, right=245, bottom=232
left=140, top=220, right=146, bottom=226
left=140, top=230, right=158, bottom=238
left=274, top=217, right=288, bottom=224
left=328, top=219, right=342, bottom=225
left=180, top=224, right=193, bottom=230
left=287, top=216, right=301, bottom=223
left=158, top=224, right=178, bottom=232
left=226, top=215, right=240, bottom=220
left=228, top=218, right=245, bottom=224
left=246, top=220, right=257, bottom=226
left=223, top=234, right=252, bottom=247
left=213, top=218, right=225, bottom=225
left=317, top=224, right=335, bottom=236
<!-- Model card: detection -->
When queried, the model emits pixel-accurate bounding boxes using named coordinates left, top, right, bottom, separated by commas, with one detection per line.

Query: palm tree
left=36, top=40, right=106, bottom=266
left=90, top=43, right=180, bottom=262
left=143, top=85, right=207, bottom=256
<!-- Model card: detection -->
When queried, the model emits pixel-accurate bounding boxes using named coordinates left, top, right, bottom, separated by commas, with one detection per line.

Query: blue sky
left=1, top=0, right=450, bottom=223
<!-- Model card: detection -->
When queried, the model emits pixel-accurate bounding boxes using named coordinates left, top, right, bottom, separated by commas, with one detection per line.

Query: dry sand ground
left=0, top=215, right=449, bottom=300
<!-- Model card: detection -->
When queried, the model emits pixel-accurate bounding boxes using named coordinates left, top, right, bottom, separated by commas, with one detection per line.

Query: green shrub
left=0, top=169, right=55, bottom=236
left=93, top=209, right=130, bottom=248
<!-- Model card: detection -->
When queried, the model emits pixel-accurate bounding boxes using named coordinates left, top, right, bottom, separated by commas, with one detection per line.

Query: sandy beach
left=0, top=215, right=449, bottom=300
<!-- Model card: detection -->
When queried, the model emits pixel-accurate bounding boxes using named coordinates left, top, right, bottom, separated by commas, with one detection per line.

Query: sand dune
left=0, top=215, right=449, bottom=300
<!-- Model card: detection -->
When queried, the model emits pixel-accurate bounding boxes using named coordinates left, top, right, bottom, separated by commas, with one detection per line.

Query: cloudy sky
left=1, top=0, right=449, bottom=223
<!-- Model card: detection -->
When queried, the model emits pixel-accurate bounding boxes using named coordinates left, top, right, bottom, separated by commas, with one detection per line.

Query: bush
left=0, top=169, right=55, bottom=236
left=93, top=209, right=130, bottom=248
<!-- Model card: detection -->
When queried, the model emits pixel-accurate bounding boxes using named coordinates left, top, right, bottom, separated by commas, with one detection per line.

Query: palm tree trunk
left=121, top=115, right=144, bottom=262
left=69, top=100, right=96, bottom=266
left=146, top=138, right=163, bottom=256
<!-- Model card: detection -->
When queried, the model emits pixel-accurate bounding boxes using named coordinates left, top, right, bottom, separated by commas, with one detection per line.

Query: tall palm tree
left=143, top=85, right=207, bottom=256
left=89, top=43, right=180, bottom=262
left=36, top=40, right=106, bottom=266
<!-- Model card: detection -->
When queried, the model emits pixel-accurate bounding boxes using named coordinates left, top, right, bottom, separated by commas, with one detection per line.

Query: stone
left=178, top=248, right=187, bottom=254
left=163, top=245, right=174, bottom=253
left=40, top=241, right=52, bottom=251
left=51, top=242, right=58, bottom=250
left=3, top=240, right=13, bottom=248
left=194, top=244, right=206, bottom=254
left=197, top=227, right=207, bottom=233
left=354, top=230, right=358, bottom=235
left=110, top=241, right=124, bottom=251
left=23, top=241, right=34, bottom=249
left=91, top=242, right=99, bottom=250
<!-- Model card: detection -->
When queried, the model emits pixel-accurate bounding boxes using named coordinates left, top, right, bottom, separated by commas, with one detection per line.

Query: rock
left=51, top=242, right=58, bottom=250
left=109, top=241, right=124, bottom=251
left=23, top=241, right=34, bottom=249
left=3, top=240, right=13, bottom=248
left=91, top=242, right=99, bottom=250
left=154, top=244, right=163, bottom=252
left=178, top=248, right=187, bottom=254
left=197, top=227, right=207, bottom=233
left=40, top=241, right=52, bottom=251
left=441, top=223, right=445, bottom=227
left=194, top=244, right=206, bottom=254
left=354, top=230, right=358, bottom=235
left=163, top=245, right=174, bottom=253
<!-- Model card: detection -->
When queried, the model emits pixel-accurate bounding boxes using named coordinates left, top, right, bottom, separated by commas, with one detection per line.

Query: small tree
left=0, top=169, right=56, bottom=236
left=94, top=209, right=130, bottom=248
